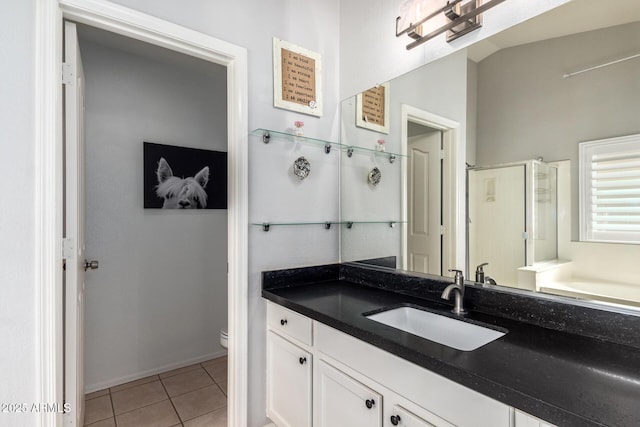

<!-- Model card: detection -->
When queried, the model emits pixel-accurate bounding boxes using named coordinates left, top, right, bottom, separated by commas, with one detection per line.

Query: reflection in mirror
left=340, top=0, right=640, bottom=309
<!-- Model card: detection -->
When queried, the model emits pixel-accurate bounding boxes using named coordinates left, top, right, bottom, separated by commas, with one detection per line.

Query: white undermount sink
left=365, top=306, right=506, bottom=351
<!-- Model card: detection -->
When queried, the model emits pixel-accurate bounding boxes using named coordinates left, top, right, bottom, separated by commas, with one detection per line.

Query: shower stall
left=467, top=160, right=558, bottom=288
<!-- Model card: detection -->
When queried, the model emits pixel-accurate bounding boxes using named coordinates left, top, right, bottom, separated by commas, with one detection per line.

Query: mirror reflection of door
left=468, top=165, right=526, bottom=287
left=407, top=126, right=442, bottom=275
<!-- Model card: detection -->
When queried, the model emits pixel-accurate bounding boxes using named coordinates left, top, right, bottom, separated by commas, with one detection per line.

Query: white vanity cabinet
left=266, top=304, right=313, bottom=427
left=314, top=360, right=382, bottom=427
left=265, top=301, right=553, bottom=427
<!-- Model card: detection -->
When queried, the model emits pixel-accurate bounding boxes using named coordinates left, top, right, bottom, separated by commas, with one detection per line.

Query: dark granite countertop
left=262, top=264, right=640, bottom=427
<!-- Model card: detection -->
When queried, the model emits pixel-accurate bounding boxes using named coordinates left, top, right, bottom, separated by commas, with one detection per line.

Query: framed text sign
left=356, top=83, right=390, bottom=134
left=273, top=38, right=323, bottom=117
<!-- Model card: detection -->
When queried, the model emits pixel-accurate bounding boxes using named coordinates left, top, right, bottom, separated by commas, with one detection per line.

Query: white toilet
left=220, top=328, right=228, bottom=349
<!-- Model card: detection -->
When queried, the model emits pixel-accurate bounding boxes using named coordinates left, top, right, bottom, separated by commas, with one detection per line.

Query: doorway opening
left=70, top=19, right=231, bottom=418
left=36, top=3, right=248, bottom=426
left=400, top=105, right=464, bottom=276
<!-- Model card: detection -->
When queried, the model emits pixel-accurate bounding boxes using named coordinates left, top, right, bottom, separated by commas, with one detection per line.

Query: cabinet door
left=266, top=331, right=312, bottom=427
left=315, top=360, right=382, bottom=427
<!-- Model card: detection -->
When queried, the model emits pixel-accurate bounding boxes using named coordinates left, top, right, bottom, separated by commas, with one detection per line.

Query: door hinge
left=62, top=238, right=75, bottom=260
left=62, top=63, right=74, bottom=85
left=522, top=232, right=528, bottom=240
left=440, top=225, right=445, bottom=235
left=439, top=149, right=445, bottom=160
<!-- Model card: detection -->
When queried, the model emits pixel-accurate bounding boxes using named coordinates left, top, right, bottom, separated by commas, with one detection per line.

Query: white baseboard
left=84, top=350, right=228, bottom=393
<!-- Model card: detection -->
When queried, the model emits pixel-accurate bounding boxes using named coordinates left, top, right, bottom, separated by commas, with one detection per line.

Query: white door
left=314, top=360, right=382, bottom=427
left=407, top=131, right=442, bottom=274
left=266, top=331, right=312, bottom=427
left=63, top=20, right=88, bottom=427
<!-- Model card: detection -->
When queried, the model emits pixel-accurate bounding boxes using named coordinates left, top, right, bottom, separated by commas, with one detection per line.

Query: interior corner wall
left=339, top=0, right=570, bottom=99
left=80, top=38, right=229, bottom=391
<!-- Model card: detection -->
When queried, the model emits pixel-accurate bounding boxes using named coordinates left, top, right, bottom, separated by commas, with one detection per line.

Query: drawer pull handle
left=280, top=319, right=287, bottom=326
left=390, top=415, right=401, bottom=425
left=299, top=356, right=307, bottom=365
left=365, top=399, right=375, bottom=409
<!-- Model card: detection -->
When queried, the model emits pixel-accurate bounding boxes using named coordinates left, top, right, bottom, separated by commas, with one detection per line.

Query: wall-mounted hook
left=389, top=154, right=396, bottom=164
left=262, top=223, right=270, bottom=232
left=325, top=222, right=332, bottom=229
left=347, top=221, right=354, bottom=229
left=347, top=147, right=354, bottom=157
left=263, top=131, right=271, bottom=144
left=325, top=144, right=331, bottom=154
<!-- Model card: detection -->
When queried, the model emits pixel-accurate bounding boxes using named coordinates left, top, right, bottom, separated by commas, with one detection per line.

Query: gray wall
left=475, top=22, right=640, bottom=238
left=79, top=36, right=228, bottom=390
left=0, top=1, right=37, bottom=425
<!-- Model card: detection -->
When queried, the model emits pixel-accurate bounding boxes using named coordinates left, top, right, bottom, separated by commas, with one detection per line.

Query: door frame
left=400, top=105, right=464, bottom=275
left=35, top=1, right=249, bottom=426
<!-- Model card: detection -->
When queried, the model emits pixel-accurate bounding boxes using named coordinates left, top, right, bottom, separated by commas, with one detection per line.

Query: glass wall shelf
left=252, top=220, right=406, bottom=231
left=251, top=128, right=406, bottom=161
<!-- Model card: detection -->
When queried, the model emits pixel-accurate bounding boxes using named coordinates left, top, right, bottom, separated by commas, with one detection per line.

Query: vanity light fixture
left=396, top=0, right=507, bottom=50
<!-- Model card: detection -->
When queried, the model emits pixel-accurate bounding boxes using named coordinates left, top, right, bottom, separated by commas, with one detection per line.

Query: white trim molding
left=400, top=105, right=464, bottom=276
left=36, top=1, right=248, bottom=426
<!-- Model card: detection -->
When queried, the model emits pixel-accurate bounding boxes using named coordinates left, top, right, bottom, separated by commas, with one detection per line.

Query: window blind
left=580, top=134, right=640, bottom=244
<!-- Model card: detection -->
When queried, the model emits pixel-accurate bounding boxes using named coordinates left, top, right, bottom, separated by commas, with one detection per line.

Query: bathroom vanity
left=262, top=264, right=640, bottom=427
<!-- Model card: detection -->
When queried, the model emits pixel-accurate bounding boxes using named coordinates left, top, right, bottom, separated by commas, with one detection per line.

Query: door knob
left=84, top=260, right=99, bottom=271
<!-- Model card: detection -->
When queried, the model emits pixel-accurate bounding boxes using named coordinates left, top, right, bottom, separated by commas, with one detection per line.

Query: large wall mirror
left=340, top=0, right=640, bottom=310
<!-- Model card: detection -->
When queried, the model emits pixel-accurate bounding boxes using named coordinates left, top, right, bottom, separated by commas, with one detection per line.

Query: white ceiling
left=468, top=0, right=640, bottom=62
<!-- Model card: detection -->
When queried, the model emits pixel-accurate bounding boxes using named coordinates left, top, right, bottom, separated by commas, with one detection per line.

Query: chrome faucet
left=441, top=269, right=467, bottom=315
left=475, top=262, right=488, bottom=283
left=484, top=276, right=498, bottom=286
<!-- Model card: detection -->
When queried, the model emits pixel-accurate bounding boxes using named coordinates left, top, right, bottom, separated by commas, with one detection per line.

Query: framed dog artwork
left=143, top=142, right=227, bottom=209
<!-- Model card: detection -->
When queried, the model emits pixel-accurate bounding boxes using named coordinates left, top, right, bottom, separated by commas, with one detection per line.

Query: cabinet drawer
left=387, top=404, right=453, bottom=427
left=267, top=302, right=313, bottom=346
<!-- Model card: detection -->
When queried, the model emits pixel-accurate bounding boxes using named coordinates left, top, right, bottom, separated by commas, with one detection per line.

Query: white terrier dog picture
left=144, top=142, right=227, bottom=209
left=155, top=157, right=209, bottom=209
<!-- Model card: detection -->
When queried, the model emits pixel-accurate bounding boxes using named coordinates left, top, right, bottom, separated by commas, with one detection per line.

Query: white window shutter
left=579, top=134, right=640, bottom=244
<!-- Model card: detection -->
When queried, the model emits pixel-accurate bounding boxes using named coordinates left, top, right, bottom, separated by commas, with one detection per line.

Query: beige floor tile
left=110, top=375, right=159, bottom=393
left=159, top=363, right=203, bottom=379
left=204, top=363, right=227, bottom=384
left=85, top=418, right=116, bottom=427
left=162, top=368, right=214, bottom=397
left=111, top=380, right=168, bottom=415
left=183, top=406, right=227, bottom=427
left=171, top=385, right=226, bottom=422
left=200, top=356, right=227, bottom=368
left=84, top=395, right=113, bottom=425
left=115, top=400, right=179, bottom=427
left=85, top=388, right=109, bottom=400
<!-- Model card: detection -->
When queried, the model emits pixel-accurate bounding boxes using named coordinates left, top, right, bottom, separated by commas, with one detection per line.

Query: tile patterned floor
left=84, top=356, right=227, bottom=427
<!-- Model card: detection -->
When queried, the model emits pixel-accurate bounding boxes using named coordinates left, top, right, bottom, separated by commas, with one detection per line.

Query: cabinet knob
left=390, top=414, right=402, bottom=425
left=280, top=318, right=287, bottom=326
left=365, top=399, right=375, bottom=409
left=299, top=356, right=307, bottom=365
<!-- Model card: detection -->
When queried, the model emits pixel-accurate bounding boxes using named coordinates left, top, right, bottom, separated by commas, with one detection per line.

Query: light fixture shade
left=397, top=0, right=507, bottom=50
left=397, top=0, right=448, bottom=37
